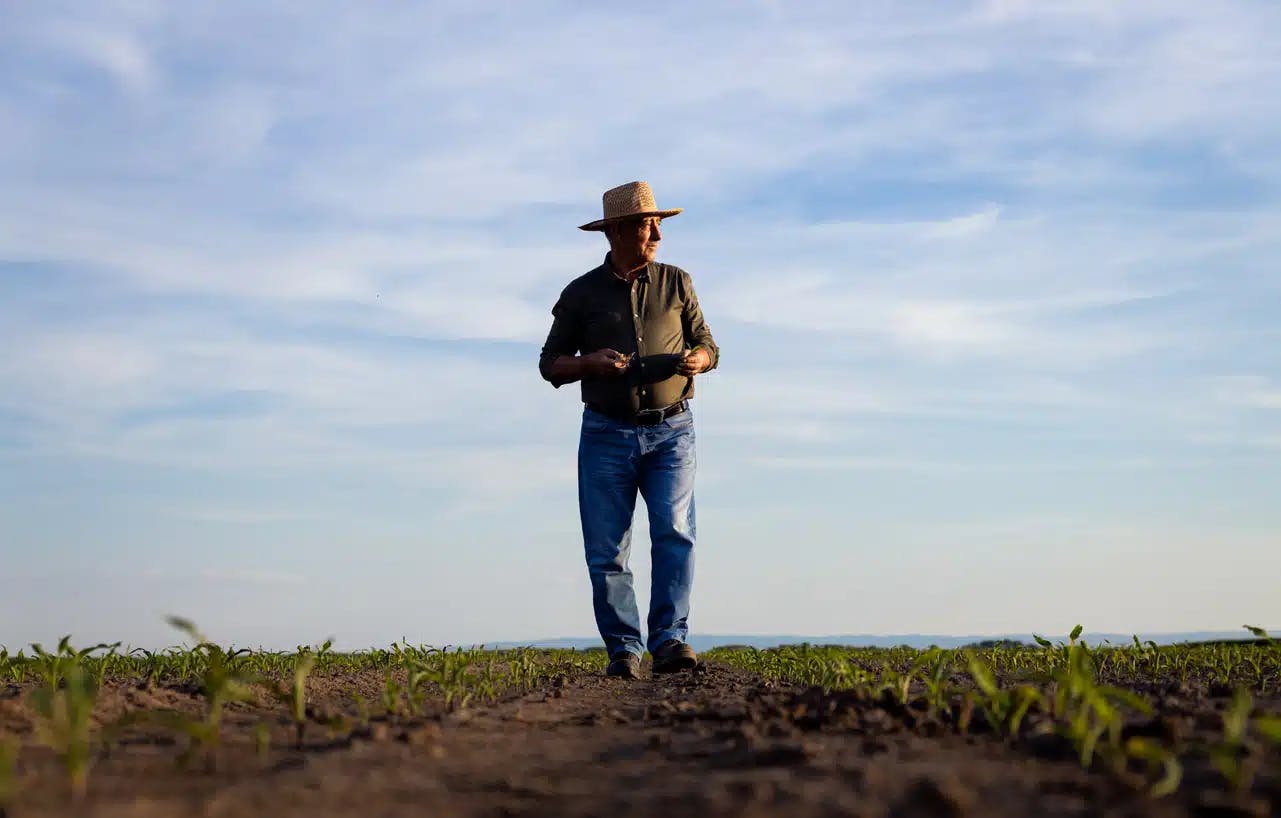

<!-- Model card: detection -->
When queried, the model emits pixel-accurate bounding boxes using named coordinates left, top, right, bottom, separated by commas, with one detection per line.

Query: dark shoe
left=606, top=652, right=641, bottom=680
left=651, top=639, right=698, bottom=674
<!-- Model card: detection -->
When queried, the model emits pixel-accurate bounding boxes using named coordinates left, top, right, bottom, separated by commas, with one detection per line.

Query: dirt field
left=3, top=655, right=1279, bottom=818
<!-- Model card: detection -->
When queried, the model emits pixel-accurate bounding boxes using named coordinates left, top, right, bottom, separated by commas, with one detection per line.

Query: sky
left=1, top=1, right=1279, bottom=651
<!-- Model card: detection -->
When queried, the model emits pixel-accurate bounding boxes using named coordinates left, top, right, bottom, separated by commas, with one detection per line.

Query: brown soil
left=2, top=662, right=1278, bottom=817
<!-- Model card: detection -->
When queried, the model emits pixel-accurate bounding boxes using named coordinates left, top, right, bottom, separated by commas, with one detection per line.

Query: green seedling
left=268, top=651, right=317, bottom=749
left=161, top=617, right=257, bottom=770
left=1210, top=689, right=1256, bottom=792
left=28, top=637, right=118, bottom=690
left=1255, top=714, right=1281, bottom=778
left=254, top=723, right=271, bottom=761
left=1256, top=715, right=1281, bottom=746
left=30, top=662, right=97, bottom=800
left=352, top=693, right=371, bottom=730
left=382, top=670, right=403, bottom=718
left=919, top=648, right=953, bottom=716
left=967, top=654, right=1040, bottom=737
left=1049, top=635, right=1152, bottom=769
left=1125, top=737, right=1182, bottom=798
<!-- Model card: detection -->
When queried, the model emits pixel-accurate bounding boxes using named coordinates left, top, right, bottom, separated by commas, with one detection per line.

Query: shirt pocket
left=583, top=309, right=627, bottom=347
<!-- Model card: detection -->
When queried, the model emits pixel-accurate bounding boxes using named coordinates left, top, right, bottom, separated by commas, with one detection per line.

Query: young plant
left=919, top=648, right=954, bottom=717
left=1124, top=737, right=1182, bottom=798
left=160, top=617, right=257, bottom=770
left=352, top=693, right=371, bottom=730
left=30, top=663, right=97, bottom=800
left=967, top=654, right=1040, bottom=738
left=1209, top=689, right=1256, bottom=792
left=28, top=637, right=117, bottom=690
left=254, top=723, right=271, bottom=761
left=382, top=670, right=404, bottom=719
left=268, top=651, right=317, bottom=749
left=1242, top=625, right=1273, bottom=642
left=1255, top=712, right=1281, bottom=777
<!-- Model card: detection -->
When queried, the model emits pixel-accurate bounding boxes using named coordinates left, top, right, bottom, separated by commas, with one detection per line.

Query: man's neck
left=607, top=253, right=650, bottom=281
left=607, top=252, right=647, bottom=282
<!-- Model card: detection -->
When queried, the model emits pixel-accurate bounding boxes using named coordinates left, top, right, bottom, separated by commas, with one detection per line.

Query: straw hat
left=579, top=181, right=683, bottom=231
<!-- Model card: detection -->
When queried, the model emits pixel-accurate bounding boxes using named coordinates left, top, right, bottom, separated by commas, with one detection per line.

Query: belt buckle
left=635, top=407, right=664, bottom=426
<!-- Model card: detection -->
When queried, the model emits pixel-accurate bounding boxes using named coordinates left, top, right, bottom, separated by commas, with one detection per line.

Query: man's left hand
left=676, top=347, right=710, bottom=377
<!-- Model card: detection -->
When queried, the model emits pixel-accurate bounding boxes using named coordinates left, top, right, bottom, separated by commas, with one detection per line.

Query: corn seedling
left=382, top=670, right=404, bottom=718
left=268, top=650, right=317, bottom=749
left=352, top=693, right=371, bottom=730
left=1256, top=715, right=1281, bottom=747
left=28, top=637, right=118, bottom=690
left=1124, top=737, right=1182, bottom=798
left=919, top=648, right=954, bottom=717
left=1209, top=689, right=1256, bottom=792
left=1243, top=625, right=1273, bottom=642
left=161, top=617, right=257, bottom=770
left=30, top=662, right=97, bottom=800
left=967, top=654, right=1040, bottom=738
left=254, top=723, right=271, bottom=761
left=1046, top=635, right=1151, bottom=769
left=0, top=649, right=23, bottom=685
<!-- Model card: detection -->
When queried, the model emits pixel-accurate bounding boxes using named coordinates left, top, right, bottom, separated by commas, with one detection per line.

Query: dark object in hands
left=624, top=353, right=685, bottom=385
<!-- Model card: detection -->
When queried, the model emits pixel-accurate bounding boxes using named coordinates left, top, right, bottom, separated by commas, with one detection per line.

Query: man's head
left=579, top=181, right=681, bottom=274
left=604, top=216, right=663, bottom=274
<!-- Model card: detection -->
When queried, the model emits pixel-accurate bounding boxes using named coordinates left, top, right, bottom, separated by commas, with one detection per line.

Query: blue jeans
left=578, top=404, right=697, bottom=659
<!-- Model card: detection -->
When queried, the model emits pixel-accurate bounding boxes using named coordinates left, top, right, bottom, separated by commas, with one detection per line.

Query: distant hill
left=481, top=630, right=1272, bottom=652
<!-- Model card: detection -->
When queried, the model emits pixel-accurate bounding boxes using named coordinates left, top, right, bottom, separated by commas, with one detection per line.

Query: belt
left=587, top=400, right=688, bottom=426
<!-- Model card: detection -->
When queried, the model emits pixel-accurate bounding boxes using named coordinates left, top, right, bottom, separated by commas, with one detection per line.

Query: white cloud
left=924, top=204, right=1001, bottom=239
left=49, top=25, right=155, bottom=92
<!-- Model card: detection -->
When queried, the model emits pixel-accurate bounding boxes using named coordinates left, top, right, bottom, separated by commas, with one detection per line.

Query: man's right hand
left=581, top=348, right=629, bottom=377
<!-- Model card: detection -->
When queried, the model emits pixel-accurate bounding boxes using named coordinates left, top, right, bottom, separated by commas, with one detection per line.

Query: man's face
left=608, top=216, right=663, bottom=269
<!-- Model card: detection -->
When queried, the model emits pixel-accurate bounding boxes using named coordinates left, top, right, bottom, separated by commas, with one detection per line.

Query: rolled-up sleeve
left=539, top=287, right=581, bottom=388
left=679, top=271, right=719, bottom=371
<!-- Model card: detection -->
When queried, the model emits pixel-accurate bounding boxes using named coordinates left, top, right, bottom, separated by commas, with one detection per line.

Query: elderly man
left=539, top=181, right=720, bottom=680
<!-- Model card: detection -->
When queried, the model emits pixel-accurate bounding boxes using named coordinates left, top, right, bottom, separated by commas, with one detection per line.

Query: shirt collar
left=604, top=252, right=649, bottom=283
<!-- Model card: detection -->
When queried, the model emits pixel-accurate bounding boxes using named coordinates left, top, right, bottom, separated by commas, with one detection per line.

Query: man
left=539, top=181, right=720, bottom=680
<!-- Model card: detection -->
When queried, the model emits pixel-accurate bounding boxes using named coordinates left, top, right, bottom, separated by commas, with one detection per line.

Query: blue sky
left=2, top=1, right=1279, bottom=650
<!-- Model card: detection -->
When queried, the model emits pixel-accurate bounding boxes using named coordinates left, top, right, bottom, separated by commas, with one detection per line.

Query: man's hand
left=676, top=347, right=710, bottom=377
left=581, top=348, right=629, bottom=377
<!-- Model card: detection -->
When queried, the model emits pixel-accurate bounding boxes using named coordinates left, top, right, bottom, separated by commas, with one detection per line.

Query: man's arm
left=539, top=287, right=629, bottom=386
left=676, top=270, right=719, bottom=376
left=543, top=350, right=629, bottom=385
left=539, top=287, right=583, bottom=388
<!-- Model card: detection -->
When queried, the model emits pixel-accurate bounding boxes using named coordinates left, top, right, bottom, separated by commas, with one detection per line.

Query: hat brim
left=578, top=208, right=682, bottom=231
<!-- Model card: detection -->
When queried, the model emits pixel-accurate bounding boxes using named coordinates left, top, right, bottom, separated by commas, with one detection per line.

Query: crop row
left=3, top=621, right=1279, bottom=807
left=706, top=625, right=1281, bottom=800
left=0, top=617, right=605, bottom=804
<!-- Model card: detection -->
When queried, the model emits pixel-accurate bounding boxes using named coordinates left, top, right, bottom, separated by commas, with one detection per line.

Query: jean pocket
left=667, top=409, right=694, bottom=429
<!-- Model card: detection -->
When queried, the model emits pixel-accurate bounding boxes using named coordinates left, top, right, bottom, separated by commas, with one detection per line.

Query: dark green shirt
left=539, top=254, right=720, bottom=416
